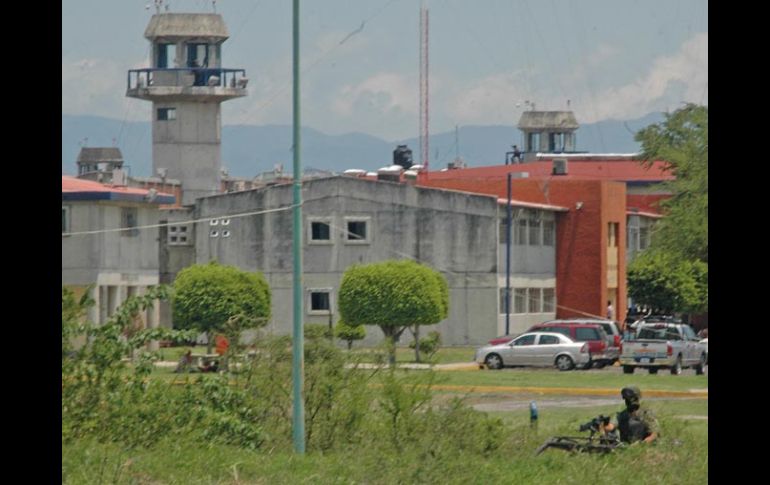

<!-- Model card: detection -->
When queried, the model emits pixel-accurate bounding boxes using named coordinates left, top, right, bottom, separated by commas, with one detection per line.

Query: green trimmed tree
left=338, top=260, right=449, bottom=365
left=627, top=251, right=708, bottom=314
left=173, top=261, right=271, bottom=353
left=334, top=320, right=366, bottom=350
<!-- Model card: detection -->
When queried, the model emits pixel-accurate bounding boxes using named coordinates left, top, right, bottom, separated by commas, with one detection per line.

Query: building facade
left=62, top=176, right=175, bottom=342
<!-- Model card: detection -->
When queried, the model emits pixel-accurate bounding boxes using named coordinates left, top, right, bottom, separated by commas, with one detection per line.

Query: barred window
left=543, top=219, right=555, bottom=246
left=543, top=288, right=555, bottom=313
left=529, top=212, right=541, bottom=246
left=514, top=288, right=527, bottom=314
left=516, top=212, right=528, bottom=245
left=529, top=288, right=542, bottom=313
left=639, top=226, right=650, bottom=250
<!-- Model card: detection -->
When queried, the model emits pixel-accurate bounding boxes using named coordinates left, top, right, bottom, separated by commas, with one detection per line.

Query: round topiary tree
left=173, top=261, right=271, bottom=353
left=338, top=260, right=448, bottom=365
left=334, top=320, right=366, bottom=350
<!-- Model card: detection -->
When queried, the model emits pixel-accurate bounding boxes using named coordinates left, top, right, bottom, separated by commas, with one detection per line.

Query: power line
left=62, top=203, right=297, bottom=237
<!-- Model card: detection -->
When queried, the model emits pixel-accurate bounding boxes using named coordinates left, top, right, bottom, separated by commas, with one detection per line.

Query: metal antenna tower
left=419, top=2, right=429, bottom=169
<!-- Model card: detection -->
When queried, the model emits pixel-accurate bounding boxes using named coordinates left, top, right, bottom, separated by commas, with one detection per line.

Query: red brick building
left=417, top=156, right=672, bottom=327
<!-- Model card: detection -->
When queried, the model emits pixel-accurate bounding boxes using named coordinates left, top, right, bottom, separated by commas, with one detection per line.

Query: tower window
left=156, top=43, right=174, bottom=68
left=157, top=108, right=176, bottom=121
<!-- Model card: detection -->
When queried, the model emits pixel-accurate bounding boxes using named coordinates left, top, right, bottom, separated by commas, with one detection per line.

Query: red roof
left=427, top=159, right=674, bottom=183
left=62, top=176, right=175, bottom=204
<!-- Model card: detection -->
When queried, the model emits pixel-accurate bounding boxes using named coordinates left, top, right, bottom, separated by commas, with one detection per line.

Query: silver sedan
left=475, top=332, right=591, bottom=371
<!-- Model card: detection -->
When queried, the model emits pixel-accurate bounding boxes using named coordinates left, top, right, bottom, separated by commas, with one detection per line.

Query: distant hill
left=62, top=112, right=664, bottom=178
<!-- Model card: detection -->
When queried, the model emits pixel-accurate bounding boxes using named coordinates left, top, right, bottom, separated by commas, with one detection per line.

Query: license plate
left=639, top=358, right=650, bottom=363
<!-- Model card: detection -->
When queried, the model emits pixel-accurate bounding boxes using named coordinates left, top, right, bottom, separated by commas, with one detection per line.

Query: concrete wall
left=62, top=200, right=162, bottom=327
left=152, top=101, right=222, bottom=205
left=184, top=176, right=504, bottom=346
left=158, top=207, right=197, bottom=327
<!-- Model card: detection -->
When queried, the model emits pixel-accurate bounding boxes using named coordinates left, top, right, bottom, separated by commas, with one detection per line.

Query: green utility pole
left=291, top=0, right=306, bottom=454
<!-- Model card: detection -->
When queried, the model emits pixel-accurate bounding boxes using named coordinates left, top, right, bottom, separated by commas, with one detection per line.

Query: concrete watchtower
left=517, top=111, right=579, bottom=161
left=126, top=13, right=248, bottom=205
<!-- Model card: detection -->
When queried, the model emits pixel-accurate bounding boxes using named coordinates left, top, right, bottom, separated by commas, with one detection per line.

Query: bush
left=409, top=330, right=442, bottom=358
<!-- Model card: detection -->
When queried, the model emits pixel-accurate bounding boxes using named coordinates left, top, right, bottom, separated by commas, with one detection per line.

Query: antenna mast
left=419, top=2, right=429, bottom=170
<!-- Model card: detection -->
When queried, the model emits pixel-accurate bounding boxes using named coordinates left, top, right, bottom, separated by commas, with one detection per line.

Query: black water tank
left=393, top=145, right=413, bottom=169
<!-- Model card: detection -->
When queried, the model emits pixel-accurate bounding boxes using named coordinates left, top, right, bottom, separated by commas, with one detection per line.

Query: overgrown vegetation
left=63, top=286, right=521, bottom=483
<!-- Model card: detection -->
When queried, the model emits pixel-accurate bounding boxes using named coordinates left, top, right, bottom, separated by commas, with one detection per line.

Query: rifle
left=535, top=415, right=623, bottom=455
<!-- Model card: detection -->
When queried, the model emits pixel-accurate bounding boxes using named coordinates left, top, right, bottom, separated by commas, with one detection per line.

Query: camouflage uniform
left=616, top=386, right=659, bottom=443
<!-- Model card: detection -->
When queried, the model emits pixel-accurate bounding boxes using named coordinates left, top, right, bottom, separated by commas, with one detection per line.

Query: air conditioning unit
left=112, top=169, right=126, bottom=186
left=552, top=158, right=568, bottom=175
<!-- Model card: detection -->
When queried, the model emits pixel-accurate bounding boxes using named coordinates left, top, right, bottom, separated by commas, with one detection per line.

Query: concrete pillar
left=107, top=285, right=120, bottom=319
left=145, top=285, right=161, bottom=351
left=87, top=285, right=100, bottom=326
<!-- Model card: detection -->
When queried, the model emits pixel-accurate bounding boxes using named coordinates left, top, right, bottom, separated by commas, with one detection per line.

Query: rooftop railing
left=127, top=68, right=248, bottom=90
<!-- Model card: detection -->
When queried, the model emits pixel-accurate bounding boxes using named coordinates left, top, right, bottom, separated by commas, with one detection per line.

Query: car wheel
left=695, top=353, right=707, bottom=375
left=555, top=355, right=575, bottom=371
left=485, top=353, right=503, bottom=370
left=670, top=356, right=683, bottom=375
left=648, top=368, right=658, bottom=374
left=622, top=365, right=634, bottom=374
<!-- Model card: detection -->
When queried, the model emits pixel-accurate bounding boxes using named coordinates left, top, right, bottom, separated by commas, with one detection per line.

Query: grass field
left=62, top=398, right=707, bottom=484
left=69, top=344, right=706, bottom=483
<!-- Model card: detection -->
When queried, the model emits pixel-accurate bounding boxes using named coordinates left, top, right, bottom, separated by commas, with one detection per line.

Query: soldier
left=603, top=386, right=659, bottom=444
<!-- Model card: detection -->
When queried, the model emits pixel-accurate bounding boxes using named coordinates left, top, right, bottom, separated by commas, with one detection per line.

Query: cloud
left=332, top=72, right=418, bottom=118
left=62, top=57, right=149, bottom=120
left=578, top=33, right=708, bottom=122
left=444, top=71, right=531, bottom=125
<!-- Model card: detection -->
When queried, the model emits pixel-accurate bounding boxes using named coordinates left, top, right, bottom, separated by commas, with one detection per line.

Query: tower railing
left=127, top=68, right=248, bottom=90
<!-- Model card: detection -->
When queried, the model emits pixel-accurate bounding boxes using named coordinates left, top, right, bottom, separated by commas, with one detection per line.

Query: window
left=514, top=288, right=527, bottom=314
left=516, top=212, right=528, bottom=245
left=499, top=288, right=512, bottom=314
left=574, top=327, right=600, bottom=341
left=639, top=226, right=650, bottom=250
left=498, top=218, right=510, bottom=244
left=528, top=133, right=540, bottom=152
left=308, top=289, right=332, bottom=314
left=345, top=217, right=370, bottom=244
left=157, top=108, right=176, bottom=121
left=62, top=206, right=70, bottom=235
left=528, top=212, right=541, bottom=245
left=529, top=288, right=542, bottom=313
left=542, top=288, right=555, bottom=312
left=168, top=224, right=190, bottom=246
left=538, top=335, right=560, bottom=345
left=309, top=219, right=332, bottom=243
left=539, top=326, right=570, bottom=338
left=543, top=219, right=555, bottom=246
left=513, top=334, right=536, bottom=346
left=156, top=43, right=174, bottom=68
left=121, top=207, right=138, bottom=237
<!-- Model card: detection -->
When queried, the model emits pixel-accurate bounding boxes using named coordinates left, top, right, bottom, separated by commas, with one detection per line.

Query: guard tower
left=517, top=111, right=579, bottom=162
left=126, top=13, right=248, bottom=205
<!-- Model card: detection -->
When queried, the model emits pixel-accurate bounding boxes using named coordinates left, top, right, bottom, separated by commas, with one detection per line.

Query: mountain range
left=62, top=112, right=664, bottom=178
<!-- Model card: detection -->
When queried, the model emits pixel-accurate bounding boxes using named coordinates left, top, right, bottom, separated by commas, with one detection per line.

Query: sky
left=62, top=0, right=708, bottom=141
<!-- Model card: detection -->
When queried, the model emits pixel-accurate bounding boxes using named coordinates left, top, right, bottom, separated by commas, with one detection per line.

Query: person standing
left=607, top=301, right=614, bottom=320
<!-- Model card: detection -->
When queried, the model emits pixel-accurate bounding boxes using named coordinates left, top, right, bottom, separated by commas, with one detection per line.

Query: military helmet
left=621, top=386, right=641, bottom=400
